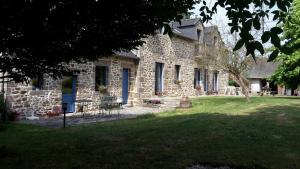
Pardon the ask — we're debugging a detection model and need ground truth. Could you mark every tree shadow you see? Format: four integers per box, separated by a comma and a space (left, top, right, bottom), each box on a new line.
1, 103, 300, 169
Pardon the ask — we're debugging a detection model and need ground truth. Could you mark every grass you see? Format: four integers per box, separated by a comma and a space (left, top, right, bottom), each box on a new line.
0, 96, 300, 169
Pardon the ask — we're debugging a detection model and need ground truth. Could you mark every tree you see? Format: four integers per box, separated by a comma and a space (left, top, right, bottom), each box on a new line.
0, 0, 293, 82
200, 35, 252, 102
271, 0, 300, 90
199, 0, 293, 60
0, 0, 197, 82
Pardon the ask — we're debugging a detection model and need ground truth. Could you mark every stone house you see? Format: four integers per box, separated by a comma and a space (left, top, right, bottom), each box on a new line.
245, 60, 282, 94
4, 18, 229, 114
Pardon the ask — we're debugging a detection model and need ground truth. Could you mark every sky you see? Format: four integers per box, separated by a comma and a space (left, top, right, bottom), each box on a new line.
190, 0, 277, 48
190, 0, 232, 44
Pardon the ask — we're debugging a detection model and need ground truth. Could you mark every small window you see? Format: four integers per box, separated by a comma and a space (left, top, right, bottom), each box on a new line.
194, 68, 201, 88
175, 65, 181, 80
213, 36, 217, 46
204, 69, 208, 91
197, 30, 202, 42
95, 66, 109, 91
31, 76, 43, 90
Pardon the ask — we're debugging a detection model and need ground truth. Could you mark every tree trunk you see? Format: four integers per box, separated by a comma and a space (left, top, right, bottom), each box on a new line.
233, 74, 251, 102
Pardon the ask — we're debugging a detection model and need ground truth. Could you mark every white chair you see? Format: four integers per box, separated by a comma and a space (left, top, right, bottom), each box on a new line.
24, 109, 39, 120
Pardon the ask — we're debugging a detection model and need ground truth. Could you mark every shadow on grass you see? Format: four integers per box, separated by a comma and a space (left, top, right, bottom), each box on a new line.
271, 96, 300, 100
0, 103, 300, 169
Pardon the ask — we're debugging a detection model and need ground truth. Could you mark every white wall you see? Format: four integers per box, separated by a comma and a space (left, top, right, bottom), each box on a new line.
286, 89, 292, 96
250, 79, 261, 93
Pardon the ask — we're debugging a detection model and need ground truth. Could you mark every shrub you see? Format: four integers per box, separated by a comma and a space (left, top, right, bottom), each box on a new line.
228, 79, 239, 87
98, 85, 108, 94
195, 85, 202, 91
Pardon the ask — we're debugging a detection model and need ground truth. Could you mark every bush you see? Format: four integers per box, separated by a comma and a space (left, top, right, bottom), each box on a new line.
228, 79, 239, 87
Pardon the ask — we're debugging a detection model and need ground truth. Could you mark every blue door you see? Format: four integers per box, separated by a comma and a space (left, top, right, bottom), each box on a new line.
62, 76, 77, 112
122, 69, 129, 104
155, 63, 163, 95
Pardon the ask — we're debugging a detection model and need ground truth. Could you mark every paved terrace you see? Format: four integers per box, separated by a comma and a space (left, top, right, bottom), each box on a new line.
18, 95, 236, 128
19, 97, 181, 128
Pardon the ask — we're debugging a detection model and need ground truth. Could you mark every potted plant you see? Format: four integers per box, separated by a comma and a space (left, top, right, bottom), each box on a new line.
195, 85, 202, 91
98, 85, 108, 95
195, 85, 202, 95
174, 79, 182, 85
155, 91, 162, 96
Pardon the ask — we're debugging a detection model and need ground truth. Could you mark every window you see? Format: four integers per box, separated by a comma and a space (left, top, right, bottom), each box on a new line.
194, 68, 202, 88
31, 76, 43, 90
213, 36, 217, 46
213, 71, 219, 91
62, 76, 75, 94
155, 62, 164, 95
204, 69, 208, 91
197, 30, 202, 42
175, 65, 181, 80
156, 26, 165, 34
95, 66, 108, 91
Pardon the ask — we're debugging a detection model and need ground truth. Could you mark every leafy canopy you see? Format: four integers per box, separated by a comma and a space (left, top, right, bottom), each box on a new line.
0, 0, 293, 82
198, 0, 293, 60
271, 0, 300, 89
0, 0, 195, 82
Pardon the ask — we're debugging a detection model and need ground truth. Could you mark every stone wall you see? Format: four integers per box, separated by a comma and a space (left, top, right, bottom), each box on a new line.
5, 58, 138, 115
6, 82, 62, 116
5, 28, 228, 114
137, 34, 228, 99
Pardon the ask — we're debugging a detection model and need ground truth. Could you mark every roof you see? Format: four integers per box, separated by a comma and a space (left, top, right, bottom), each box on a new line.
203, 26, 220, 45
204, 26, 218, 33
171, 18, 201, 28
171, 18, 202, 41
246, 61, 280, 79
113, 50, 139, 60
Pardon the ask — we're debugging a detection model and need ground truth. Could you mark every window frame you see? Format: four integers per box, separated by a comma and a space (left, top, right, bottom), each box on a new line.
194, 68, 202, 89
95, 66, 109, 91
175, 65, 181, 81
31, 76, 43, 90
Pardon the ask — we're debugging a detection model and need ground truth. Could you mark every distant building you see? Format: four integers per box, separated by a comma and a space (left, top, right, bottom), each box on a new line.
245, 60, 286, 95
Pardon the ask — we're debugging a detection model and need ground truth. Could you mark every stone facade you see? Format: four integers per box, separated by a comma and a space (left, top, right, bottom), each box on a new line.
4, 19, 229, 115
137, 33, 228, 98
6, 57, 138, 115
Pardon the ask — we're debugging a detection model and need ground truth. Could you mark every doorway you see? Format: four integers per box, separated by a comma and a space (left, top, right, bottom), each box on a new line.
62, 76, 77, 113
122, 68, 129, 104
155, 62, 163, 95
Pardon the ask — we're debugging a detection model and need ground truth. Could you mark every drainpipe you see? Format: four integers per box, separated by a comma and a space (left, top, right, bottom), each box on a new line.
2, 77, 4, 94
1, 71, 4, 93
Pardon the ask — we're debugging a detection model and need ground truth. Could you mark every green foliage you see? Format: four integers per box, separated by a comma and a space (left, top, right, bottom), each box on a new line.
0, 0, 196, 82
228, 79, 239, 87
98, 85, 108, 94
199, 0, 293, 60
271, 52, 300, 89
0, 0, 293, 83
271, 0, 300, 89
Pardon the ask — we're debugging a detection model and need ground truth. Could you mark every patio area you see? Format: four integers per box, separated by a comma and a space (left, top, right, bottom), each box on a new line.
19, 103, 176, 128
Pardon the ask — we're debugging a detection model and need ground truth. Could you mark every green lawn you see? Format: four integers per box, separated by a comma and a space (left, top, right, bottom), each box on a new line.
1, 96, 300, 169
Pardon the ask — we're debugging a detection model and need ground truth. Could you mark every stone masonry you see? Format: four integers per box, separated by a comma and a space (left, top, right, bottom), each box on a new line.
4, 18, 228, 115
